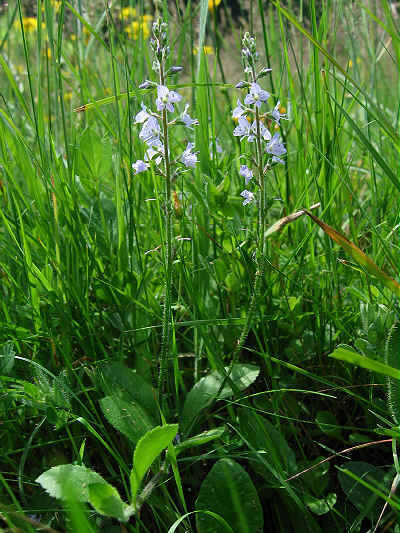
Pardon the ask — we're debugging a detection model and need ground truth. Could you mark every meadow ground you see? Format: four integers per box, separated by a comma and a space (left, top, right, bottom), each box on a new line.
0, 0, 400, 531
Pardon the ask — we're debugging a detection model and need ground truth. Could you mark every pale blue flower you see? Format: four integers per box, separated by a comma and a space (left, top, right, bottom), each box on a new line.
134, 103, 151, 124
266, 133, 286, 163
156, 84, 182, 112
232, 99, 246, 119
181, 104, 199, 128
209, 137, 223, 157
244, 82, 270, 108
132, 160, 150, 174
239, 165, 253, 184
145, 146, 163, 166
181, 142, 198, 168
233, 116, 251, 141
139, 116, 161, 146
271, 101, 286, 124
240, 189, 255, 206
247, 121, 272, 143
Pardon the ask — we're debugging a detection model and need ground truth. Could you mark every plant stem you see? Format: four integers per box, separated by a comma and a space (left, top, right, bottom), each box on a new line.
158, 64, 173, 411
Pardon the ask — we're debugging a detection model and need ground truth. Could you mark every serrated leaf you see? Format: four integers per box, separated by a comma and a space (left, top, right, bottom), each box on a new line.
100, 395, 154, 445
36, 464, 107, 501
130, 424, 178, 508
195, 458, 263, 533
181, 364, 259, 435
88, 483, 133, 522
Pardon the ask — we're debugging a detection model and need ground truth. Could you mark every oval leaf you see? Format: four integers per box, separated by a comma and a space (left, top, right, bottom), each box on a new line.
195, 458, 263, 533
36, 464, 107, 502
130, 424, 178, 508
181, 364, 259, 435
88, 483, 133, 522
100, 395, 154, 445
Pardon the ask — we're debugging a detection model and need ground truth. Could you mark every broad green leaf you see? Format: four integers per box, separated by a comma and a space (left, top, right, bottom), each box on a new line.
315, 411, 342, 439
97, 362, 159, 423
174, 427, 225, 456
329, 347, 400, 380
36, 464, 107, 502
100, 395, 154, 446
338, 461, 389, 518
181, 364, 260, 435
238, 408, 297, 484
303, 210, 400, 298
195, 458, 263, 533
88, 483, 133, 522
130, 424, 178, 509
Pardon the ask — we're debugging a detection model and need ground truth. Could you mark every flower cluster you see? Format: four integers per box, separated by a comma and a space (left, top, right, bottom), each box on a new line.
233, 33, 287, 206
132, 20, 199, 176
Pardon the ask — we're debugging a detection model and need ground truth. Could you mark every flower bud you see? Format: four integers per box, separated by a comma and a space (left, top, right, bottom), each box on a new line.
168, 66, 183, 75
257, 67, 272, 79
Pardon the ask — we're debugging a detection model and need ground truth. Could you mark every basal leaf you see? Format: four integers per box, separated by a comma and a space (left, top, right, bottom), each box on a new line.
36, 464, 107, 502
181, 364, 259, 435
130, 424, 178, 509
88, 483, 133, 522
195, 458, 263, 533
100, 395, 154, 446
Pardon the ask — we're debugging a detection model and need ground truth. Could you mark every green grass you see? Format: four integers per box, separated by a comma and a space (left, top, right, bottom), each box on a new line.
0, 0, 399, 531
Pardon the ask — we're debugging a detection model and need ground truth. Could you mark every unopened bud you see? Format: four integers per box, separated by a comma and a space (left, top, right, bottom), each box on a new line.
257, 67, 272, 79
235, 81, 249, 89
139, 80, 154, 89
168, 66, 183, 75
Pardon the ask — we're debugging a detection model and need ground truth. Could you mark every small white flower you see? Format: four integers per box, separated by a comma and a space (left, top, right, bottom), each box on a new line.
132, 160, 150, 174
240, 189, 255, 206
156, 85, 182, 112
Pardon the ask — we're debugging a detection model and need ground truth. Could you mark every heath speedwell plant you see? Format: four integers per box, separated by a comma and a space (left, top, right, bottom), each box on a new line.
133, 18, 198, 409
231, 32, 286, 362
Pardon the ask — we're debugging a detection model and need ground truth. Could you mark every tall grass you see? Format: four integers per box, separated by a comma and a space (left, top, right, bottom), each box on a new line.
0, 0, 399, 531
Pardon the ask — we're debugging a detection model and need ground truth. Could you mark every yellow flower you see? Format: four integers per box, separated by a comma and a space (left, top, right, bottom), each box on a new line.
193, 45, 215, 55
124, 20, 150, 40
141, 14, 153, 23
19, 17, 38, 33
208, 0, 222, 11
63, 91, 73, 101
70, 33, 76, 41
119, 6, 137, 20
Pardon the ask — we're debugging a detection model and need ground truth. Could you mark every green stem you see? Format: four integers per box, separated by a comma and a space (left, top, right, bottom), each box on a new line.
232, 65, 266, 363
158, 66, 173, 411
